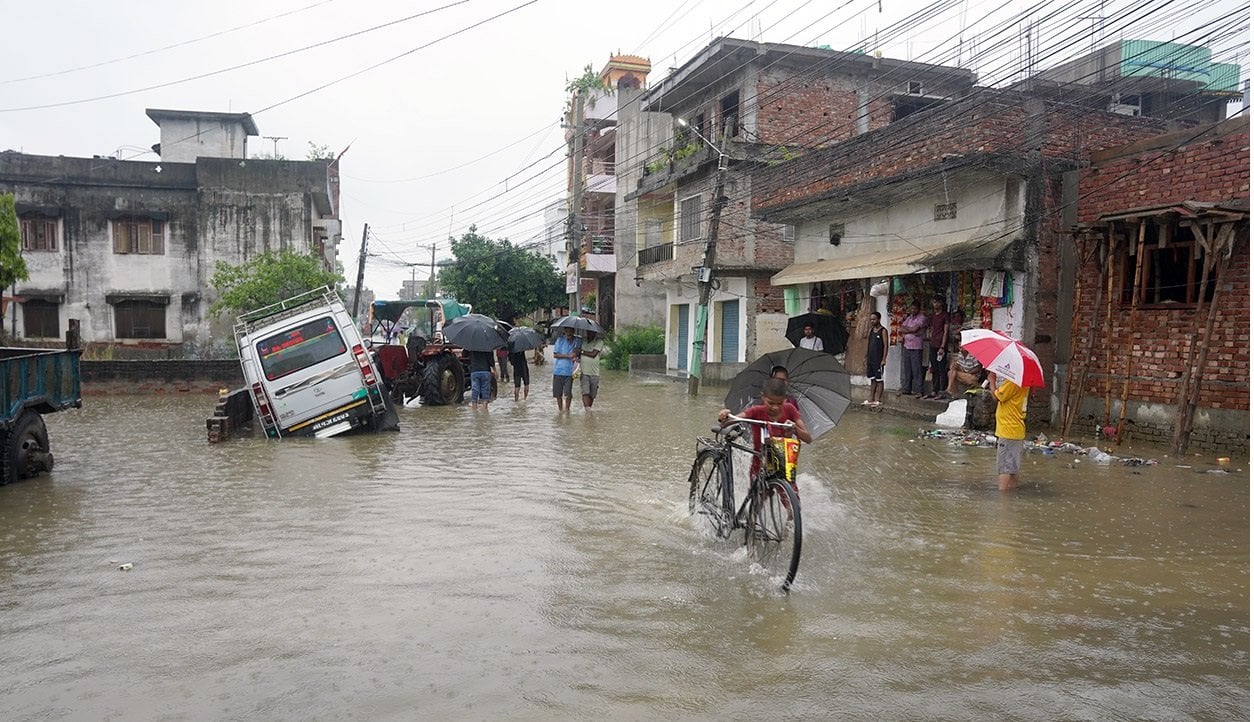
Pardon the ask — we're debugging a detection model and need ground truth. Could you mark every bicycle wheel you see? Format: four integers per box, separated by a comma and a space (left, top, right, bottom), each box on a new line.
745, 477, 803, 591
688, 448, 732, 538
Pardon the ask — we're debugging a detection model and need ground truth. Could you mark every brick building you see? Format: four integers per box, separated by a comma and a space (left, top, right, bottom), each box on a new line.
620, 37, 974, 378
1067, 117, 1249, 452
754, 90, 1170, 424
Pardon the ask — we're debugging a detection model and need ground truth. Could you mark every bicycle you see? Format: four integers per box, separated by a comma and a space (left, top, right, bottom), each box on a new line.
687, 414, 803, 591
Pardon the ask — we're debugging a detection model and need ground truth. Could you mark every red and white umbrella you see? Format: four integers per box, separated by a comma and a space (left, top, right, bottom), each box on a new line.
959, 329, 1045, 388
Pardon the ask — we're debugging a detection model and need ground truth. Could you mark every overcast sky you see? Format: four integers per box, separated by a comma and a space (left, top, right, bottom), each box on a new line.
1, 0, 1246, 297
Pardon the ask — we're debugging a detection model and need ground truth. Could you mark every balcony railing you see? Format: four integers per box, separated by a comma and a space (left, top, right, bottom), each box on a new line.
585, 235, 613, 254
638, 243, 674, 266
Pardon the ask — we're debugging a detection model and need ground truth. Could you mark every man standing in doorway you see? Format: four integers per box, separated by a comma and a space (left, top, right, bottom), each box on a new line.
579, 330, 605, 409
899, 300, 928, 397
924, 296, 950, 398
798, 323, 824, 352
991, 372, 1029, 491
552, 327, 580, 413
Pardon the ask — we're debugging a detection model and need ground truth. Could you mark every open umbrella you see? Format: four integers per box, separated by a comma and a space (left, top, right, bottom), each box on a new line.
724, 348, 852, 440
507, 326, 545, 353
785, 312, 849, 355
550, 315, 603, 336
441, 313, 509, 352
959, 329, 1044, 388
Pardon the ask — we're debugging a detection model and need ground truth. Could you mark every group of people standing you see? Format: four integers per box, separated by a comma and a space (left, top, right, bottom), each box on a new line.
464, 325, 604, 413
551, 327, 603, 413
863, 295, 1028, 491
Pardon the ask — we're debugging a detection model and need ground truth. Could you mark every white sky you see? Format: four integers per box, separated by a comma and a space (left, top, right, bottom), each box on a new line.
1, 0, 1246, 297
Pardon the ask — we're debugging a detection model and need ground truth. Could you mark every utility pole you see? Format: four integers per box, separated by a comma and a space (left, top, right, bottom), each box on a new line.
567, 92, 586, 313
351, 223, 368, 318
688, 134, 729, 397
263, 135, 287, 157
416, 243, 437, 297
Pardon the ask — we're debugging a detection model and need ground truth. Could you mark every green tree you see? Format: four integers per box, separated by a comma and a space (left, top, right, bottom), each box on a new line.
438, 227, 565, 320
0, 195, 28, 292
209, 249, 343, 316
306, 142, 336, 161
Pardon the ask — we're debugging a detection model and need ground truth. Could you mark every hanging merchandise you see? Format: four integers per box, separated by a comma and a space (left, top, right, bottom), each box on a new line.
980, 271, 1005, 299
870, 279, 890, 297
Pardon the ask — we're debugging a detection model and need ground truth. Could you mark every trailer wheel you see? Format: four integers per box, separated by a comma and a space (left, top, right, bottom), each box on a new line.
420, 353, 464, 406
2, 411, 52, 485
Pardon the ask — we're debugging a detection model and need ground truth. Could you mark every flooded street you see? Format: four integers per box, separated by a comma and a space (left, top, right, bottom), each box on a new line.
1, 374, 1247, 720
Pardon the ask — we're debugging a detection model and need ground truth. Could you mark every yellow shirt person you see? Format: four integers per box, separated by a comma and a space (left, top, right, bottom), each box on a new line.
991, 374, 1029, 492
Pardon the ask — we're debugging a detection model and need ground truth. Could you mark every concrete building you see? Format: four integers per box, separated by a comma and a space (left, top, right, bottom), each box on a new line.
1, 109, 341, 356
620, 37, 975, 378
564, 54, 653, 326
1067, 117, 1249, 451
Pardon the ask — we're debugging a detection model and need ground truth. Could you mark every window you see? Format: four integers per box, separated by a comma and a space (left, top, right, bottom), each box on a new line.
114, 300, 166, 339
934, 203, 957, 221
680, 195, 702, 243
907, 81, 924, 95
1117, 221, 1214, 306
782, 224, 797, 242
256, 316, 349, 381
828, 223, 844, 246
113, 218, 165, 255
22, 300, 59, 338
20, 217, 58, 251
720, 91, 740, 137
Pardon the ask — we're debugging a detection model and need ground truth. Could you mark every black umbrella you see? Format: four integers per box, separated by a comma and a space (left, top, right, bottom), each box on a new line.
550, 315, 603, 336
441, 313, 509, 352
785, 312, 849, 355
507, 326, 545, 353
724, 348, 852, 440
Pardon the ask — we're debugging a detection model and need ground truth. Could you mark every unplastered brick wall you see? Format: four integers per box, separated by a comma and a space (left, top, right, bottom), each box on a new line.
1077, 118, 1251, 222
1071, 248, 1250, 412
754, 70, 893, 148
753, 91, 1168, 213
1069, 119, 1250, 414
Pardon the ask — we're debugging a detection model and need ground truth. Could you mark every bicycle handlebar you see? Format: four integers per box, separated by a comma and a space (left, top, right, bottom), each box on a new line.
725, 414, 795, 429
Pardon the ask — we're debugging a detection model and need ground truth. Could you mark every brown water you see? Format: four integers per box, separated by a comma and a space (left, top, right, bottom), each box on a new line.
1, 376, 1247, 720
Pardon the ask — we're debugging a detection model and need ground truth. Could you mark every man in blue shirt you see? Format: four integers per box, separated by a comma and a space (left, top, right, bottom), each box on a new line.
551, 327, 581, 413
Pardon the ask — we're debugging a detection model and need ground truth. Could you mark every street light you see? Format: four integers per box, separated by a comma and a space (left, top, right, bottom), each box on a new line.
675, 117, 728, 171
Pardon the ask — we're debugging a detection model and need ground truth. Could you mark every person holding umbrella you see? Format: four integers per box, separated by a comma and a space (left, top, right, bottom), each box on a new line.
552, 326, 581, 413
579, 330, 605, 409
959, 328, 1043, 492
468, 348, 496, 412
991, 372, 1029, 492
798, 323, 823, 352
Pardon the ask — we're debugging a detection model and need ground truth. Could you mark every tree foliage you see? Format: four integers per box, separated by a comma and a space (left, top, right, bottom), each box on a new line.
0, 194, 29, 290
438, 228, 565, 321
209, 249, 343, 316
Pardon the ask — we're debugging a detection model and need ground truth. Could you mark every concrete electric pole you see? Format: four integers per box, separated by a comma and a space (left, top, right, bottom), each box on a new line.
687, 128, 729, 397
567, 92, 586, 314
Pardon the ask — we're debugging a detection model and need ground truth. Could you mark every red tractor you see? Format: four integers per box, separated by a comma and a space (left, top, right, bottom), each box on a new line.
367, 298, 496, 405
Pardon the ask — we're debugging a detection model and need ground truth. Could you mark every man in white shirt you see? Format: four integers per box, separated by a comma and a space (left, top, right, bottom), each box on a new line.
799, 323, 824, 352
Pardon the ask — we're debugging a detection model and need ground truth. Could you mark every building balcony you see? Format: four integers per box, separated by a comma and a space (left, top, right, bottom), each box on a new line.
580, 236, 616, 276
638, 243, 674, 267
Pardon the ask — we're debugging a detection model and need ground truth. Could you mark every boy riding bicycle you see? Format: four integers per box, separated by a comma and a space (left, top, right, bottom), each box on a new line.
718, 377, 812, 492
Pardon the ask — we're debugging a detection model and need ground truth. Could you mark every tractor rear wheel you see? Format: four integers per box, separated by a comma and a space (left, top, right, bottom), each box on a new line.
2, 411, 52, 485
420, 353, 465, 405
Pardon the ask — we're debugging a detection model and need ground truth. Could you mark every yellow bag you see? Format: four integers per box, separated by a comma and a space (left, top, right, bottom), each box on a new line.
768, 437, 800, 485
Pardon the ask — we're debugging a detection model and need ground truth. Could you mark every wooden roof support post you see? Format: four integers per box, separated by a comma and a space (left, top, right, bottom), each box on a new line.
1101, 224, 1119, 428
1172, 220, 1237, 455
1062, 232, 1102, 438
1115, 220, 1148, 444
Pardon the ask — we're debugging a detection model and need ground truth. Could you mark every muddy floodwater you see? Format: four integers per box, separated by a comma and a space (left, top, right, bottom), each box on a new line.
1, 373, 1247, 720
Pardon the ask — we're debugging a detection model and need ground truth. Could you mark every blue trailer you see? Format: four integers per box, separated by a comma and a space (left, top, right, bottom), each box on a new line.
0, 345, 81, 485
